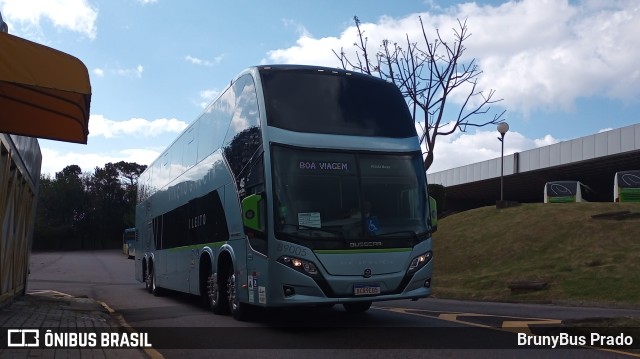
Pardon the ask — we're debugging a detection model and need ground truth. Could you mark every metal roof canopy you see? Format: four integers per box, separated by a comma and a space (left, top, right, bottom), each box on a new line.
0, 32, 91, 144
441, 149, 640, 209
428, 123, 640, 209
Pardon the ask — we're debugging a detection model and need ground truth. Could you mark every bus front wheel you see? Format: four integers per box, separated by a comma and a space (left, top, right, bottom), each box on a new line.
343, 301, 372, 313
227, 265, 252, 321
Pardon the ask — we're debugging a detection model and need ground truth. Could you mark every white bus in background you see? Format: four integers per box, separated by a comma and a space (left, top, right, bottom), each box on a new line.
614, 170, 640, 202
544, 181, 592, 203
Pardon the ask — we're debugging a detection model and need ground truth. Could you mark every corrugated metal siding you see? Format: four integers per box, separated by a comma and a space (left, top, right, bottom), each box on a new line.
428, 123, 640, 186
0, 133, 41, 307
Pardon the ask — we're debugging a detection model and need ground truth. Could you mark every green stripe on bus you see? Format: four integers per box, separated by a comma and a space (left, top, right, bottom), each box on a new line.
314, 248, 411, 254
166, 242, 225, 252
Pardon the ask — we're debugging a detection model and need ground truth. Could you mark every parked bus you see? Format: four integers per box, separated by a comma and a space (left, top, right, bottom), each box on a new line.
135, 65, 436, 320
544, 181, 591, 203
123, 228, 136, 259
614, 170, 640, 202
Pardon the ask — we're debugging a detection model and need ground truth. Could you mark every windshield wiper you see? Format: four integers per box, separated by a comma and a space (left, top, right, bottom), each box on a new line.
279, 223, 341, 237
372, 230, 425, 241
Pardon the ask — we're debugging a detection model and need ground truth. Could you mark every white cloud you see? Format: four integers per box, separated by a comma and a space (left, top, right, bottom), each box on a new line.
40, 147, 160, 177
199, 89, 219, 108
0, 0, 97, 39
282, 18, 310, 37
598, 127, 614, 133
534, 134, 559, 147
115, 65, 144, 78
185, 54, 224, 66
88, 114, 188, 138
426, 129, 560, 173
137, 0, 158, 4
265, 0, 640, 115
92, 68, 104, 77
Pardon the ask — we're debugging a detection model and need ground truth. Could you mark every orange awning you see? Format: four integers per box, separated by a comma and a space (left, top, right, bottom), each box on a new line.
0, 32, 91, 144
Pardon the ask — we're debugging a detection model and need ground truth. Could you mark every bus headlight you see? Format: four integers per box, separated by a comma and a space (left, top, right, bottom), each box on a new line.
407, 251, 432, 274
277, 255, 320, 277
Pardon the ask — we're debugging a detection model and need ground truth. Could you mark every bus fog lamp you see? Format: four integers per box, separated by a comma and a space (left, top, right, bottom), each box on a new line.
283, 285, 295, 297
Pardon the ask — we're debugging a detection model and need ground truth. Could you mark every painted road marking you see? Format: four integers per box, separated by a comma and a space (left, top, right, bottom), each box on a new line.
99, 300, 165, 359
374, 306, 640, 357
377, 306, 559, 332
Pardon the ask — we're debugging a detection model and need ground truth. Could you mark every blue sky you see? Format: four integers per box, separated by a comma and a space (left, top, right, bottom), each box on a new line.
1, 0, 639, 176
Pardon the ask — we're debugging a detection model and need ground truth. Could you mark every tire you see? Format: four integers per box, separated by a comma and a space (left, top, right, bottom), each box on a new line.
227, 264, 252, 321
151, 266, 162, 296
343, 301, 372, 313
206, 271, 229, 315
145, 265, 152, 293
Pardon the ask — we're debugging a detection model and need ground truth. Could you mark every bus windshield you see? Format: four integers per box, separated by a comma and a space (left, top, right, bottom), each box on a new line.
272, 145, 429, 249
260, 67, 415, 138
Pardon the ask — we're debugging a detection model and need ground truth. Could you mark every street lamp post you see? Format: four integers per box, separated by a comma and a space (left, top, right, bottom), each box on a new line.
497, 122, 509, 202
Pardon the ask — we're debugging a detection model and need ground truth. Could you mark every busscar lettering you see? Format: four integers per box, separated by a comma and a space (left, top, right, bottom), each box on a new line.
349, 241, 383, 248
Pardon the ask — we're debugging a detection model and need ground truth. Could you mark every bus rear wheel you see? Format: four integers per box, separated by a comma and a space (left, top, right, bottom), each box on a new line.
151, 266, 162, 296
207, 272, 229, 315
227, 265, 252, 321
343, 301, 372, 313
145, 265, 152, 293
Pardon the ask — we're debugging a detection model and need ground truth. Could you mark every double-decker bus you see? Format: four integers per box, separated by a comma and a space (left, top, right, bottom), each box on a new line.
122, 228, 136, 259
614, 170, 640, 202
544, 181, 592, 203
135, 65, 436, 320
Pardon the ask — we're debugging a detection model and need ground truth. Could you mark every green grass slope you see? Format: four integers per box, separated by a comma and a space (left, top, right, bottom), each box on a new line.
432, 202, 640, 306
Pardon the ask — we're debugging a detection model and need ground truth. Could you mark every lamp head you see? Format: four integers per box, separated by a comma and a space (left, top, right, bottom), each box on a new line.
497, 122, 509, 135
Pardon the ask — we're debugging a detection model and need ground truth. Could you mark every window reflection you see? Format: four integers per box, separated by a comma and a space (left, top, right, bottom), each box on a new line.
272, 145, 428, 248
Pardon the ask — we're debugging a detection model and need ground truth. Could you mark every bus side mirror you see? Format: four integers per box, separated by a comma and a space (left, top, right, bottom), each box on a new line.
429, 196, 438, 233
242, 193, 265, 234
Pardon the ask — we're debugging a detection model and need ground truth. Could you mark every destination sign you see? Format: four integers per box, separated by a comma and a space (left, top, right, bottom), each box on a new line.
299, 161, 349, 171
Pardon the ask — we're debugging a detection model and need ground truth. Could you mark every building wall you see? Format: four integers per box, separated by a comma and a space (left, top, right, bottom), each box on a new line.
0, 133, 41, 307
428, 123, 640, 187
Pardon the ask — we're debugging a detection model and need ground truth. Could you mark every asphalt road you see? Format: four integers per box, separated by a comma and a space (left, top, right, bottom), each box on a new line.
26, 250, 640, 359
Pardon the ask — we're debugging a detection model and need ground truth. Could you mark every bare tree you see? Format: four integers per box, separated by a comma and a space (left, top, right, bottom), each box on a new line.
334, 16, 505, 171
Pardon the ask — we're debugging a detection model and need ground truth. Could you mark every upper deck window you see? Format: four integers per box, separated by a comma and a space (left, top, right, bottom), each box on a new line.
260, 68, 416, 138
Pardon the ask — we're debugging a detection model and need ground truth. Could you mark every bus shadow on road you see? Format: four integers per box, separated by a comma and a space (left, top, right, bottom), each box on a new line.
134, 285, 426, 327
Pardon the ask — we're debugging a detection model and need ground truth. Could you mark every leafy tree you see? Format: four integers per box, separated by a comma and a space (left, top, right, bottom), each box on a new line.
113, 161, 146, 188
33, 166, 87, 249
86, 163, 126, 248
33, 162, 146, 250
113, 161, 147, 227
334, 16, 505, 170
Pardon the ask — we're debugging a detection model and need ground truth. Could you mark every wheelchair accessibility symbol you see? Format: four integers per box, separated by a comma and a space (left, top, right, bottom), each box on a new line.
366, 217, 379, 234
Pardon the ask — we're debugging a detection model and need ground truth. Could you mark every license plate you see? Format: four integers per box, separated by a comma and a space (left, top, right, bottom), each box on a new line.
354, 284, 381, 296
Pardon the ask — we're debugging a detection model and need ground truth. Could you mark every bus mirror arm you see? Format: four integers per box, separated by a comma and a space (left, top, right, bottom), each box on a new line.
242, 193, 266, 234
